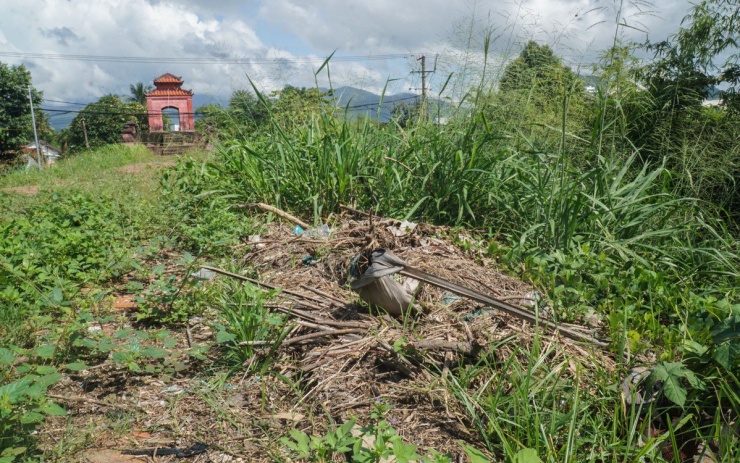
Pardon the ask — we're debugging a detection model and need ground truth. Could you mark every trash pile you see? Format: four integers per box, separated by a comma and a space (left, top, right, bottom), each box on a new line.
195, 205, 614, 456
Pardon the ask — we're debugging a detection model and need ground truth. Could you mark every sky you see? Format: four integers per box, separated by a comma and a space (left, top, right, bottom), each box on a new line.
0, 0, 694, 127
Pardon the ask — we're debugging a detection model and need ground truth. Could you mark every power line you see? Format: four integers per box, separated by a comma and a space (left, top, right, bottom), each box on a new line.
339, 95, 421, 110
0, 51, 416, 65
44, 98, 90, 106
39, 94, 423, 117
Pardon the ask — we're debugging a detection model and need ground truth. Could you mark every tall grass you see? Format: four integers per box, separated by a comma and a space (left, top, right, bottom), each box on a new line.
197, 95, 738, 280
445, 337, 657, 462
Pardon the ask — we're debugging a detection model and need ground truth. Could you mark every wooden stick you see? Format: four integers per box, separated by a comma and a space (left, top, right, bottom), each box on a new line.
48, 394, 144, 411
238, 202, 310, 229
282, 329, 364, 346
268, 303, 368, 329
399, 266, 607, 347
240, 329, 364, 349
376, 340, 415, 377
408, 339, 480, 355
299, 285, 348, 306
199, 266, 326, 308
339, 204, 370, 217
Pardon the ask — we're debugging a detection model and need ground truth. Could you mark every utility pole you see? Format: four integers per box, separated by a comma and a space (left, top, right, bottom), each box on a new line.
418, 54, 427, 100
418, 54, 427, 119
82, 117, 90, 148
412, 54, 434, 120
28, 87, 42, 170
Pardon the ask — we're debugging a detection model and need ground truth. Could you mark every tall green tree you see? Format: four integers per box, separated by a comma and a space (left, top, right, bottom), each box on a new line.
0, 62, 44, 159
487, 41, 588, 152
66, 95, 148, 151
499, 41, 582, 98
636, 0, 740, 221
643, 0, 739, 111
128, 82, 153, 105
269, 85, 330, 126
229, 89, 270, 128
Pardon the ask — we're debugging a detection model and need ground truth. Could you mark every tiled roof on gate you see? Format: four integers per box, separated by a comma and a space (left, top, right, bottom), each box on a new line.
147, 88, 193, 97
153, 73, 183, 84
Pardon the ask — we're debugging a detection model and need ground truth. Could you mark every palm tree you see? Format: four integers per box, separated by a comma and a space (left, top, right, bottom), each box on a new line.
128, 82, 153, 105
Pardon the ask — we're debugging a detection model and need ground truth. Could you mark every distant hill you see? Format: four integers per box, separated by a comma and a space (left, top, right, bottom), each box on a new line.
326, 86, 421, 122
44, 86, 449, 130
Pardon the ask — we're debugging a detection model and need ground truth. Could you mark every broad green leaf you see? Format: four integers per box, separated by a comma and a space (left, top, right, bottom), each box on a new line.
712, 315, 740, 344
36, 373, 62, 389
163, 337, 177, 349
65, 362, 88, 371
651, 363, 687, 407
714, 342, 740, 371
0, 379, 33, 402
216, 330, 235, 344
36, 365, 57, 375
20, 411, 44, 424
514, 448, 541, 463
35, 344, 56, 359
142, 347, 167, 359
392, 440, 419, 462
1, 446, 26, 457
0, 347, 15, 365
114, 329, 133, 339
98, 338, 115, 352
460, 443, 490, 463
154, 330, 172, 339
50, 286, 63, 303
40, 401, 67, 416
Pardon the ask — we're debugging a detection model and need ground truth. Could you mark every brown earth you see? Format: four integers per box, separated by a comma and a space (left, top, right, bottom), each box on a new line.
2, 185, 40, 195
117, 161, 176, 174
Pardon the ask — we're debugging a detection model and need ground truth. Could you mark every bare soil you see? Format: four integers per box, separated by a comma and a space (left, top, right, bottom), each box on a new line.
117, 161, 176, 174
2, 185, 40, 195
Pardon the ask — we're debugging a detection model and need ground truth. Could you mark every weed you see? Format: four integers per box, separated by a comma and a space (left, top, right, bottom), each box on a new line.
280, 401, 452, 462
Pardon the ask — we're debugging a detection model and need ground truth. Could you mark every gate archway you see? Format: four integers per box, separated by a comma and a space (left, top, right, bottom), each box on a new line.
145, 73, 194, 132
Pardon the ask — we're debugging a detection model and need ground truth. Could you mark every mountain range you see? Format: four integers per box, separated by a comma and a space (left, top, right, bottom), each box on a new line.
43, 86, 435, 130
326, 86, 422, 122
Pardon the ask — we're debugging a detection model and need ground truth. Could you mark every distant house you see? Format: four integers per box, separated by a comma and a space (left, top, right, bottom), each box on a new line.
22, 140, 61, 167
701, 98, 722, 108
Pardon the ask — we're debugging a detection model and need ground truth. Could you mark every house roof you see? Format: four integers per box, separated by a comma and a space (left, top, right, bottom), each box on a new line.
24, 140, 61, 157
26, 140, 61, 152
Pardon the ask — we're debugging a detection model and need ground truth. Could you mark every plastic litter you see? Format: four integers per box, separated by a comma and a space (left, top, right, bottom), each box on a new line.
350, 249, 419, 316
388, 220, 417, 237
441, 291, 461, 306
304, 223, 332, 238
193, 268, 216, 281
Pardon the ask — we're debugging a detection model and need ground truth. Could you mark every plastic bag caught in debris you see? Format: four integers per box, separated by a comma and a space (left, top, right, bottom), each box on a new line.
350, 249, 419, 316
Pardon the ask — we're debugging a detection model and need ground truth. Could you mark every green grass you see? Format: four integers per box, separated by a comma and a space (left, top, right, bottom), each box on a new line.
0, 144, 156, 188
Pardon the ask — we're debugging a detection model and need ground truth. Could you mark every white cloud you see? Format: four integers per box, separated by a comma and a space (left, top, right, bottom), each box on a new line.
0, 0, 696, 117
0, 0, 271, 101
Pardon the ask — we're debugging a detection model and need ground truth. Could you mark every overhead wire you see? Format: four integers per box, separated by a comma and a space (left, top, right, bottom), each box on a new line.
39, 93, 424, 117
0, 51, 416, 65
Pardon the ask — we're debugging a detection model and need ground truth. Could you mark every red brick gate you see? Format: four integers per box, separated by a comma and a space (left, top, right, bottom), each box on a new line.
146, 73, 194, 132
